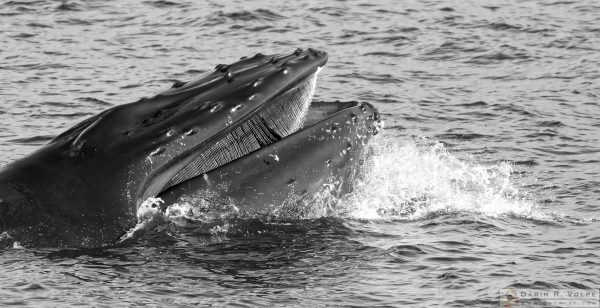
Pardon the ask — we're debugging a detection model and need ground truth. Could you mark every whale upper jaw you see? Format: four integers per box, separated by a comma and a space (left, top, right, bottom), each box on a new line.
44, 48, 329, 205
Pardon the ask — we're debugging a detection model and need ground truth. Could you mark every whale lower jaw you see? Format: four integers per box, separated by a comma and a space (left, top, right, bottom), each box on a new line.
156, 99, 381, 215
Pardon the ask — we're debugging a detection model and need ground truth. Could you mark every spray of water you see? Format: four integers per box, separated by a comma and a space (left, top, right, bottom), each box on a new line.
127, 134, 551, 241
340, 136, 542, 220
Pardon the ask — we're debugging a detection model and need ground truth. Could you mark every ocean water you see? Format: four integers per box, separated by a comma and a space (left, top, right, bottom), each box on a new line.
1, 0, 599, 306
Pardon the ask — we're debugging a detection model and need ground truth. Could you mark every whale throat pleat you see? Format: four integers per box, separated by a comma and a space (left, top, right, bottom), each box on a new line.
163, 74, 317, 190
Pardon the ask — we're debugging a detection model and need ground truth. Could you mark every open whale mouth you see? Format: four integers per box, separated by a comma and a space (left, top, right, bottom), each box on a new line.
164, 71, 319, 189
136, 48, 380, 205
134, 48, 331, 201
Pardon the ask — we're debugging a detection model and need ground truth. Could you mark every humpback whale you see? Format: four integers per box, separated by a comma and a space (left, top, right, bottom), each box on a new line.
0, 48, 381, 248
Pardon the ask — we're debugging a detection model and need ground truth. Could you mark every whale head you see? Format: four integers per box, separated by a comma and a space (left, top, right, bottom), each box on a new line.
0, 48, 380, 247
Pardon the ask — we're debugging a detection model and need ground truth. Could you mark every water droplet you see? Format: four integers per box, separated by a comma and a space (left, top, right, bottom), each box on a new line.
250, 78, 260, 87
346, 142, 352, 151
280, 67, 288, 74
166, 129, 175, 137
287, 178, 296, 185
150, 147, 165, 157
351, 114, 358, 122
360, 105, 367, 113
372, 126, 380, 136
326, 159, 333, 166
224, 72, 234, 83
231, 104, 244, 112
185, 128, 198, 136
330, 125, 338, 133
210, 103, 222, 113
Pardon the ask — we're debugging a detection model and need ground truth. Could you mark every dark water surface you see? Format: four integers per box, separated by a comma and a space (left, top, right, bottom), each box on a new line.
1, 0, 599, 306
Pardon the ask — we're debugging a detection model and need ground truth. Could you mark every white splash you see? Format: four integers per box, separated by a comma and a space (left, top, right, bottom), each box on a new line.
117, 197, 164, 244
341, 136, 545, 221
121, 193, 241, 242
0, 231, 23, 249
163, 194, 239, 226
